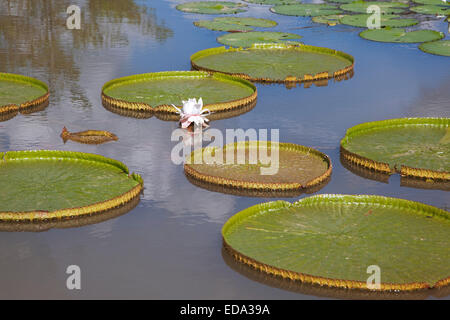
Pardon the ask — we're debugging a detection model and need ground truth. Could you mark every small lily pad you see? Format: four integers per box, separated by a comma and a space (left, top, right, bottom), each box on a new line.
410, 4, 450, 15
419, 40, 450, 56
60, 127, 119, 145
222, 194, 450, 290
270, 4, 343, 17
360, 27, 444, 43
176, 1, 248, 14
194, 17, 277, 32
340, 14, 418, 27
312, 14, 347, 25
217, 31, 302, 47
340, 1, 409, 14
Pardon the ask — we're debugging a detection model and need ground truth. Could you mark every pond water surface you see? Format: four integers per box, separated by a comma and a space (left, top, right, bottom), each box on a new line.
0, 0, 449, 299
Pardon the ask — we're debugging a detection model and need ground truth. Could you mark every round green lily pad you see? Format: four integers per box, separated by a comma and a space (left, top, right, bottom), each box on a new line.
410, 4, 450, 15
270, 4, 343, 17
360, 27, 444, 43
176, 1, 248, 14
0, 72, 49, 117
222, 194, 450, 290
184, 141, 332, 193
326, 0, 360, 3
194, 17, 277, 32
340, 14, 418, 27
412, 0, 450, 5
312, 14, 346, 25
102, 71, 257, 115
419, 39, 450, 56
340, 118, 450, 180
217, 31, 302, 47
0, 150, 143, 221
340, 1, 409, 14
191, 43, 354, 83
243, 0, 299, 4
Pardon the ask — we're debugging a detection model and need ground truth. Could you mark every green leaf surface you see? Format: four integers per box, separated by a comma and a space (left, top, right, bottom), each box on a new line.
312, 14, 347, 25
217, 31, 302, 47
243, 0, 300, 4
410, 4, 450, 14
0, 73, 48, 107
341, 118, 450, 172
340, 1, 408, 14
0, 150, 140, 212
176, 1, 248, 14
223, 194, 450, 287
340, 14, 418, 27
412, 0, 450, 6
191, 44, 354, 81
419, 40, 450, 56
360, 27, 444, 43
194, 17, 277, 31
102, 71, 255, 108
270, 4, 343, 17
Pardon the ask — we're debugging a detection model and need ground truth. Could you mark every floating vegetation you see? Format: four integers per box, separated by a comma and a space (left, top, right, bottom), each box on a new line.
0, 150, 143, 222
312, 14, 346, 26
191, 43, 354, 83
270, 4, 343, 17
340, 14, 418, 28
410, 4, 450, 15
194, 17, 277, 32
0, 72, 49, 121
184, 141, 332, 194
419, 40, 450, 56
340, 1, 409, 14
60, 127, 118, 145
217, 31, 302, 47
360, 27, 444, 43
102, 71, 257, 116
340, 118, 450, 181
412, 0, 450, 5
243, 0, 299, 4
222, 194, 450, 291
176, 1, 248, 14
326, 0, 360, 3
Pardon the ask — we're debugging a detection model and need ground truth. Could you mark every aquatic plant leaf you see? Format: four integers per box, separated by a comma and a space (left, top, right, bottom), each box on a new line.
326, 0, 360, 3
0, 150, 143, 220
60, 127, 119, 144
340, 14, 418, 27
191, 44, 354, 83
360, 27, 444, 43
410, 4, 450, 14
340, 1, 408, 14
412, 0, 450, 6
217, 31, 302, 47
102, 71, 257, 114
184, 141, 332, 193
312, 14, 347, 25
0, 73, 49, 115
419, 40, 450, 56
270, 4, 343, 16
243, 0, 299, 4
176, 1, 248, 14
194, 17, 277, 31
222, 194, 450, 290
340, 118, 450, 178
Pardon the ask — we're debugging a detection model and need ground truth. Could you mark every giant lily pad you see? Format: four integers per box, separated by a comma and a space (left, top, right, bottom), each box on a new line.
0, 72, 49, 120
176, 1, 248, 14
0, 150, 143, 221
194, 17, 277, 32
419, 39, 450, 56
360, 27, 444, 43
312, 14, 347, 26
340, 1, 409, 14
340, 14, 418, 27
410, 4, 450, 15
222, 194, 450, 290
412, 0, 450, 5
184, 141, 332, 194
340, 118, 450, 180
217, 31, 302, 47
270, 4, 343, 17
191, 43, 354, 83
102, 71, 257, 115
243, 0, 299, 4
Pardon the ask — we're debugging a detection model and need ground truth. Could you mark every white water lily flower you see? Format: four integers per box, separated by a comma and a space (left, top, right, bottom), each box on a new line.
172, 97, 211, 128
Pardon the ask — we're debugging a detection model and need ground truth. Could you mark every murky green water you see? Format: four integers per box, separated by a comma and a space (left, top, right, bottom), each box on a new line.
0, 0, 448, 299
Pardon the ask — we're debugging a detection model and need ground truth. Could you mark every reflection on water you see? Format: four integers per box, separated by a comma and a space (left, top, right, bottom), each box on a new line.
0, 0, 448, 299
